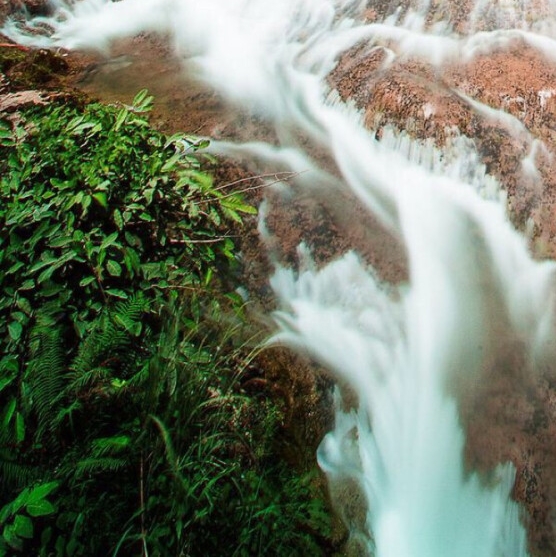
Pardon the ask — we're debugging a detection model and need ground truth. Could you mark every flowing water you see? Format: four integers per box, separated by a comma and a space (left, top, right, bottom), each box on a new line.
6, 0, 556, 555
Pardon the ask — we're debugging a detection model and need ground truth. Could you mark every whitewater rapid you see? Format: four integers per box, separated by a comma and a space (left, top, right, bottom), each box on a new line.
6, 0, 556, 555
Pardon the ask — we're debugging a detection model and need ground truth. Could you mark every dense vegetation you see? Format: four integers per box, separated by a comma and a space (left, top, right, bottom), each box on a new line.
0, 90, 330, 555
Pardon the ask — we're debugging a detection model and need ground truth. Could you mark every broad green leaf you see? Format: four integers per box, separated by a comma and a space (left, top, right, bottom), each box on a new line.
49, 235, 74, 248
132, 88, 149, 107
40, 527, 52, 548
70, 121, 97, 135
100, 232, 119, 251
141, 262, 164, 280
143, 188, 155, 205
195, 139, 210, 150
0, 120, 13, 143
123, 247, 140, 274
92, 192, 108, 208
114, 108, 128, 131
18, 280, 34, 291
161, 153, 181, 172
124, 232, 141, 248
25, 482, 59, 517
37, 250, 79, 284
106, 260, 122, 277
79, 276, 96, 287
2, 524, 22, 551
37, 264, 57, 284
28, 252, 57, 274
6, 261, 24, 275
26, 500, 56, 518
81, 194, 92, 215
27, 482, 60, 504
40, 282, 65, 298
11, 312, 26, 324
8, 322, 22, 341
131, 88, 154, 112
106, 289, 128, 299
66, 115, 84, 133
113, 209, 124, 230
55, 535, 66, 555
13, 515, 33, 539
15, 298, 32, 315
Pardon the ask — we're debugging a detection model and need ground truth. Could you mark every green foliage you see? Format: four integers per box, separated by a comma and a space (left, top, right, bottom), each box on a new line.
0, 90, 330, 556
0, 89, 252, 355
0, 481, 59, 555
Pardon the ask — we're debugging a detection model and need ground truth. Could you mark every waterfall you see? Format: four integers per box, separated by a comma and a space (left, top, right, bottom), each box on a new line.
6, 1, 556, 555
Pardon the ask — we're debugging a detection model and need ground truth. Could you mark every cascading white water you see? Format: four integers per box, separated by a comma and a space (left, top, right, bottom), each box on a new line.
5, 0, 556, 555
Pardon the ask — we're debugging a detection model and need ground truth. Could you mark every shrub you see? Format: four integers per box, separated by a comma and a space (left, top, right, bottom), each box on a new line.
0, 90, 330, 556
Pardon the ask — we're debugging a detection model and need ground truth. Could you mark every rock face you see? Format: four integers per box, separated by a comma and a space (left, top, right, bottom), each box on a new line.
328, 2, 556, 555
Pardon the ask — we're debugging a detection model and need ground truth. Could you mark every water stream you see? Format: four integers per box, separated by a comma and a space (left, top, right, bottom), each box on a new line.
6, 0, 556, 555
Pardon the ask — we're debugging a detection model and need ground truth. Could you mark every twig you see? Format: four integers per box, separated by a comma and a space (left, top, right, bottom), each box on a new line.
189, 124, 204, 135
213, 171, 302, 193
195, 174, 302, 205
217, 179, 288, 200
168, 234, 238, 245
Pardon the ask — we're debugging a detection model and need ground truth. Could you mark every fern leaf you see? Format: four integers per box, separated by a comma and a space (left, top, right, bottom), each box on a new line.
89, 435, 131, 458
23, 312, 66, 443
0, 458, 38, 491
75, 457, 128, 478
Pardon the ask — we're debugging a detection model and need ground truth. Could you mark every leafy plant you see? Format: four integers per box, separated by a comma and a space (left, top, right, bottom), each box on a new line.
0, 481, 59, 555
0, 89, 331, 556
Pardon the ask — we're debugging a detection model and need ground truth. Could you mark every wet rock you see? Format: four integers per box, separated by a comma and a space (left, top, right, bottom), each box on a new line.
0, 0, 51, 23
329, 21, 556, 556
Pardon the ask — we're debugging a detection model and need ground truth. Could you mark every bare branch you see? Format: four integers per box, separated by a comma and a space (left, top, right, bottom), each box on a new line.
213, 170, 301, 192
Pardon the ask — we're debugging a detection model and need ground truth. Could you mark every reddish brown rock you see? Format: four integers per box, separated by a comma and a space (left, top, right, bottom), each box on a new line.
329, 25, 556, 555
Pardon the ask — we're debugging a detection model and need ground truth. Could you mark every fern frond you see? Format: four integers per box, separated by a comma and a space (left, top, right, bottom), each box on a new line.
75, 457, 128, 478
70, 314, 128, 376
23, 312, 67, 442
66, 366, 112, 396
112, 293, 150, 333
89, 435, 131, 458
53, 399, 82, 432
63, 434, 133, 481
71, 296, 150, 381
126, 361, 150, 389
0, 457, 38, 491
